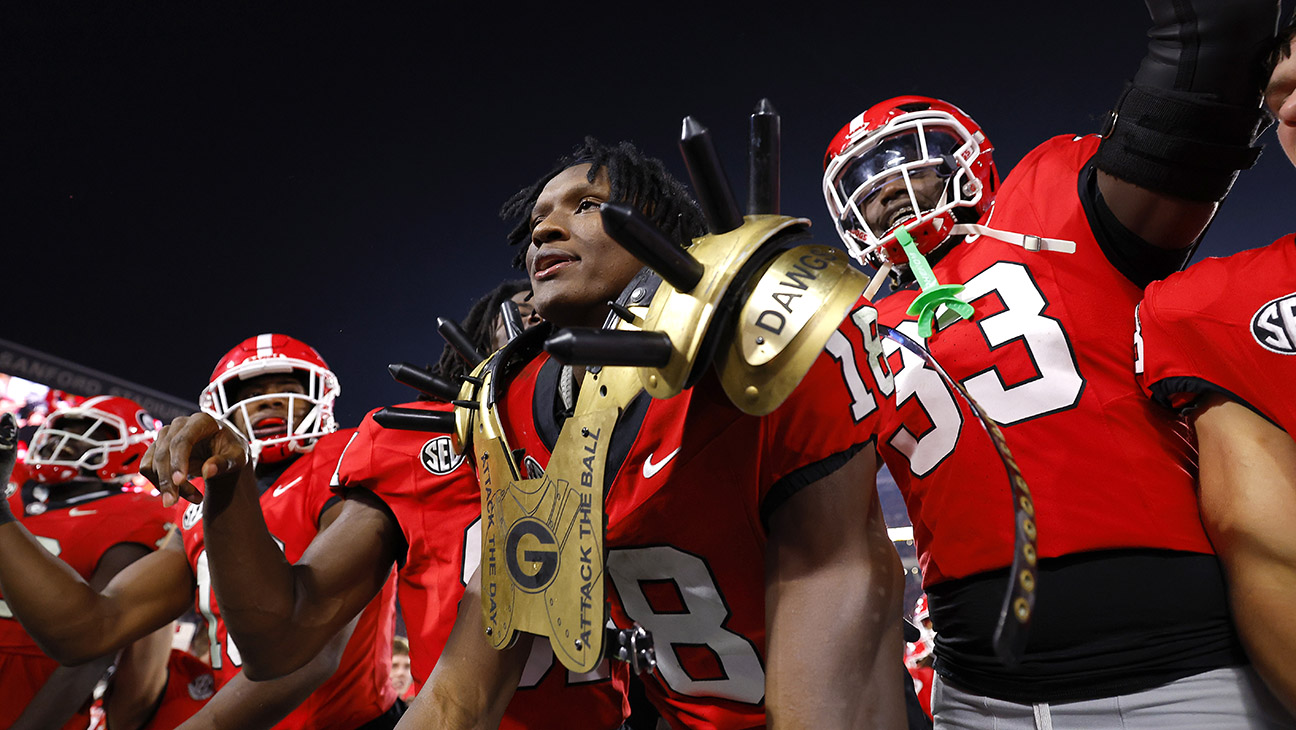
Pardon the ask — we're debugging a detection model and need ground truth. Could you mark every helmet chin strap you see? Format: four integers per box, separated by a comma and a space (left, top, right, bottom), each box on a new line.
951, 223, 1076, 253
865, 220, 1077, 326
863, 262, 892, 300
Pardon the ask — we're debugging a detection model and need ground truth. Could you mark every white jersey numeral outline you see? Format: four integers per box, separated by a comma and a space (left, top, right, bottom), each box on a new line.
875, 261, 1086, 475
607, 546, 765, 704
826, 305, 892, 422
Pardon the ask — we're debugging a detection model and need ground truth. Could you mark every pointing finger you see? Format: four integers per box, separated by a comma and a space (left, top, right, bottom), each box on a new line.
166, 415, 224, 504
148, 421, 179, 508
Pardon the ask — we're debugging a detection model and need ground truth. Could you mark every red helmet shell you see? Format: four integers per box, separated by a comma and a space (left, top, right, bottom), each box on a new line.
199, 334, 340, 464
823, 96, 998, 268
27, 396, 159, 485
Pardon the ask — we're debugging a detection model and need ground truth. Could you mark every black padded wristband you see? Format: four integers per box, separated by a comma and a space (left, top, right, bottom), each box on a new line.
0, 493, 14, 527
1095, 83, 1266, 202
0, 412, 18, 526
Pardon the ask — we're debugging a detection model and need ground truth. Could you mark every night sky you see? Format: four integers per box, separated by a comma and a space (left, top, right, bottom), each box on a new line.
6, 3, 1291, 428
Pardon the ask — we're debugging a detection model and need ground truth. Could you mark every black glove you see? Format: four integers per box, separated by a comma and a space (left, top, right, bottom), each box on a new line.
0, 412, 18, 526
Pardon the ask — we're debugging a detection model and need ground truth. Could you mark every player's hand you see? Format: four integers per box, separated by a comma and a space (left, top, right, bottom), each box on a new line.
0, 412, 17, 490
142, 413, 250, 508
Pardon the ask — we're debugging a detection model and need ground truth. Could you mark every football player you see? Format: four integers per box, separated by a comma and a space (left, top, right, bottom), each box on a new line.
0, 335, 402, 729
148, 282, 635, 729
820, 0, 1288, 726
1135, 17, 1296, 715
0, 397, 175, 730
404, 138, 904, 728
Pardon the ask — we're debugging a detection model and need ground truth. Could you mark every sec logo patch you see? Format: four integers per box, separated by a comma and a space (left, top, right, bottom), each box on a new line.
188, 672, 216, 700
182, 501, 204, 530
1252, 292, 1296, 355
420, 436, 465, 475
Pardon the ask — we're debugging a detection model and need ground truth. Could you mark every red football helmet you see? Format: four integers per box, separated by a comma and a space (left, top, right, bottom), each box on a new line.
823, 96, 998, 270
26, 396, 160, 485
199, 333, 340, 464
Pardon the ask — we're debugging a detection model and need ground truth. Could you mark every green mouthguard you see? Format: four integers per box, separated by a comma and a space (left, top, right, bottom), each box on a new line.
897, 228, 974, 337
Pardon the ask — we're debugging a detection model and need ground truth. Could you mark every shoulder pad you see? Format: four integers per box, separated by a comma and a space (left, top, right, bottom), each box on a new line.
718, 244, 866, 415
625, 215, 866, 415
632, 214, 811, 400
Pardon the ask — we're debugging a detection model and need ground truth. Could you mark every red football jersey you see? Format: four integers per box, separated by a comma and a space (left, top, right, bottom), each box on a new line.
333, 399, 630, 730
179, 428, 399, 730
0, 483, 177, 729
874, 135, 1211, 586
0, 653, 95, 730
1137, 234, 1296, 437
496, 296, 892, 729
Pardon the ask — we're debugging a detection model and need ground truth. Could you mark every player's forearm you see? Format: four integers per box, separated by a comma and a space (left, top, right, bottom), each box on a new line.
1196, 397, 1296, 713
108, 692, 166, 730
0, 523, 125, 661
200, 467, 300, 661
1204, 451, 1296, 711
764, 448, 905, 728
765, 516, 905, 727
16, 540, 151, 719
404, 661, 521, 730
10, 655, 115, 730
215, 493, 399, 678
399, 682, 507, 730
1226, 555, 1296, 714
108, 684, 168, 730
178, 616, 356, 729
104, 624, 174, 730
402, 571, 527, 729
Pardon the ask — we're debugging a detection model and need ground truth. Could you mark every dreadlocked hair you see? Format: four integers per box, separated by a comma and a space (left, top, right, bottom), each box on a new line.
430, 278, 532, 386
499, 137, 706, 268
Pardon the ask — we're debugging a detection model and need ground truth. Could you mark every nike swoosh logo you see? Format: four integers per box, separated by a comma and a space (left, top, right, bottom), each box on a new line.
272, 476, 303, 498
642, 448, 681, 479
68, 508, 98, 517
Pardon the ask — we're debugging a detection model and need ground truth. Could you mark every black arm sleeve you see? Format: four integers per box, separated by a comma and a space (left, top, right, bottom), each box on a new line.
1136, 0, 1279, 105
1095, 0, 1278, 202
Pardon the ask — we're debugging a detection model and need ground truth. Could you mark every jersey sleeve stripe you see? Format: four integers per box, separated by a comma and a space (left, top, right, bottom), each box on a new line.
759, 440, 873, 532
1149, 376, 1280, 428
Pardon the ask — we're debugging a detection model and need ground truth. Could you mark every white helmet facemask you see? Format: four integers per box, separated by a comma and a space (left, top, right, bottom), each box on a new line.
29, 415, 122, 475
199, 359, 339, 465
823, 112, 984, 267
